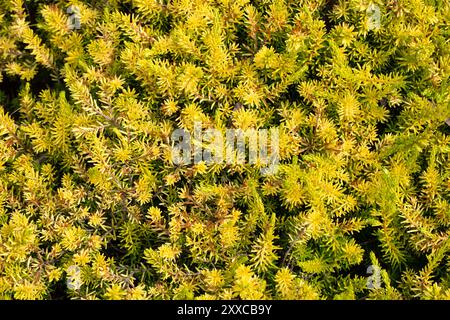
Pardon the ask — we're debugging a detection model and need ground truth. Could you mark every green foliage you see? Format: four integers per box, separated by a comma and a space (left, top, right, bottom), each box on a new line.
0, 0, 449, 300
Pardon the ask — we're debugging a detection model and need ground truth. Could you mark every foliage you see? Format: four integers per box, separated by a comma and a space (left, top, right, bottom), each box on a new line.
0, 0, 449, 300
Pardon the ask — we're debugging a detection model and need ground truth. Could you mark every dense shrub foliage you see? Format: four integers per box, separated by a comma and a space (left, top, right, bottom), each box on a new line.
0, 0, 449, 300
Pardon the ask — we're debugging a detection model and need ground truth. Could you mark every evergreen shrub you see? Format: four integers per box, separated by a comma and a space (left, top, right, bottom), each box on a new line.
0, 0, 449, 300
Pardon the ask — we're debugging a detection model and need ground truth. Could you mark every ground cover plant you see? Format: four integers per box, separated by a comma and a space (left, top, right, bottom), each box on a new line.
0, 0, 449, 300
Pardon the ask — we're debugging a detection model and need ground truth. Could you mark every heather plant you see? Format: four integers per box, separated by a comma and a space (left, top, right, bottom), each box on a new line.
0, 0, 449, 300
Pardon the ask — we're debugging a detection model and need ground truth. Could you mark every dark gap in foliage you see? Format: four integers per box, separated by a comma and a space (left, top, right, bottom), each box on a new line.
321, 0, 340, 33
0, 76, 21, 118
